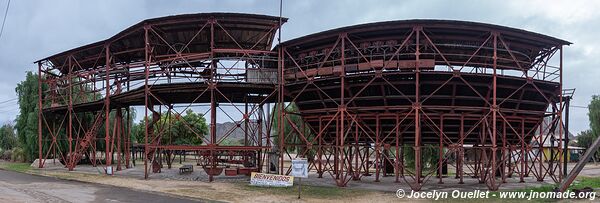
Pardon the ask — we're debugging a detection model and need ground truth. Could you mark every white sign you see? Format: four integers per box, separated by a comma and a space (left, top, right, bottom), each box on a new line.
250, 172, 294, 187
291, 158, 308, 178
106, 166, 113, 175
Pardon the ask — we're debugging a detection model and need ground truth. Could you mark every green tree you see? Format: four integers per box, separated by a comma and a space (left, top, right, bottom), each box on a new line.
131, 109, 208, 145
220, 138, 244, 146
402, 145, 440, 170
589, 96, 600, 138
577, 95, 600, 160
0, 123, 17, 150
577, 129, 599, 159
15, 71, 100, 162
131, 118, 145, 144
15, 72, 42, 161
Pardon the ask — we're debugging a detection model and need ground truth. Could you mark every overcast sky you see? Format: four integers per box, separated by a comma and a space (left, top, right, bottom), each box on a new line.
0, 0, 598, 135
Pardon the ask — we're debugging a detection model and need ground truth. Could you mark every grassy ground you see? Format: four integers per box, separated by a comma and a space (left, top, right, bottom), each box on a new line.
571, 176, 600, 189
507, 176, 600, 192
486, 177, 600, 202
0, 161, 32, 173
240, 182, 372, 199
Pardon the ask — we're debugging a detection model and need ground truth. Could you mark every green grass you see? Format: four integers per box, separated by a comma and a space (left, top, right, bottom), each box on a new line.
489, 185, 557, 203
238, 176, 600, 201
0, 162, 32, 173
239, 182, 372, 199
570, 176, 600, 189
486, 176, 600, 202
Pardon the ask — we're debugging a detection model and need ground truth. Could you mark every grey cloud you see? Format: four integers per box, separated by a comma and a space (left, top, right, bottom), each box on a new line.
0, 0, 597, 134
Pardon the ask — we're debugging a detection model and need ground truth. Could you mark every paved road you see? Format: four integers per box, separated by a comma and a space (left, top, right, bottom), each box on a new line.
0, 169, 203, 203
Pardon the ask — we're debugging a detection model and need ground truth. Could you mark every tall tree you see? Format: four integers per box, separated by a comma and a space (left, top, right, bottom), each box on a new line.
15, 72, 41, 161
589, 95, 600, 139
15, 72, 98, 162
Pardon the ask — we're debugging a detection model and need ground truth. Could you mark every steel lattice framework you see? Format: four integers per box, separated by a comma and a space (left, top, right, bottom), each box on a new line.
37, 13, 571, 191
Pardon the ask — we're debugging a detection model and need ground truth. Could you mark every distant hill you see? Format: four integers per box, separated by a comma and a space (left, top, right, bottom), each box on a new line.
215, 121, 268, 145
215, 122, 245, 141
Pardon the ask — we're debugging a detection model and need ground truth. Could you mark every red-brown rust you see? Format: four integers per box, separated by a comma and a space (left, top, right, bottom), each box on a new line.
37, 14, 570, 191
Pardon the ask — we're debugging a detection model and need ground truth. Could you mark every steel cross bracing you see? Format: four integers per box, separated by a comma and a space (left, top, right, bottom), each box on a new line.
278, 23, 567, 191
37, 14, 284, 181
37, 15, 571, 191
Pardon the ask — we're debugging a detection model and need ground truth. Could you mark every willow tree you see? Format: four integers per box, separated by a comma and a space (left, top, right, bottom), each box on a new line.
15, 72, 42, 161
15, 71, 100, 162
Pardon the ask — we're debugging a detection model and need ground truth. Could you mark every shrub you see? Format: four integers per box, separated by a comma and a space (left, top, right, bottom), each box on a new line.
10, 147, 25, 162
2, 149, 12, 161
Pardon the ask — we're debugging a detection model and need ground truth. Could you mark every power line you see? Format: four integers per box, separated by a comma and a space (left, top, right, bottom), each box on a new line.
0, 103, 18, 110
0, 0, 10, 41
0, 97, 17, 104
570, 105, 589, 109
0, 98, 19, 112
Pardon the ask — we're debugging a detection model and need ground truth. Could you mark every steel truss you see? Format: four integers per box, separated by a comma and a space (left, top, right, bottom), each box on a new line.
278, 23, 568, 191
37, 15, 571, 192
37, 13, 284, 181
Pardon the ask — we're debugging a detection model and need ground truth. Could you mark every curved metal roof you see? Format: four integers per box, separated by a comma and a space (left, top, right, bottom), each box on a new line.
37, 13, 287, 72
281, 19, 570, 48
279, 19, 569, 71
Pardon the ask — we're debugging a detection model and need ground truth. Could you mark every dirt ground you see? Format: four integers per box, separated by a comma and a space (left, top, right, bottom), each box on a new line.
25, 160, 402, 202
29, 170, 398, 202
7, 160, 600, 203
0, 169, 199, 203
47, 169, 403, 202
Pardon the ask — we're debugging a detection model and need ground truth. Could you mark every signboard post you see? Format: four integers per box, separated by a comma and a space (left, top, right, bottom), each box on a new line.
291, 158, 308, 199
298, 176, 302, 199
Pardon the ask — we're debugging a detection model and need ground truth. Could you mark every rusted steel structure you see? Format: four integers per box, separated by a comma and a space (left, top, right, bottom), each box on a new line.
277, 20, 570, 191
36, 13, 286, 181
37, 13, 571, 191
